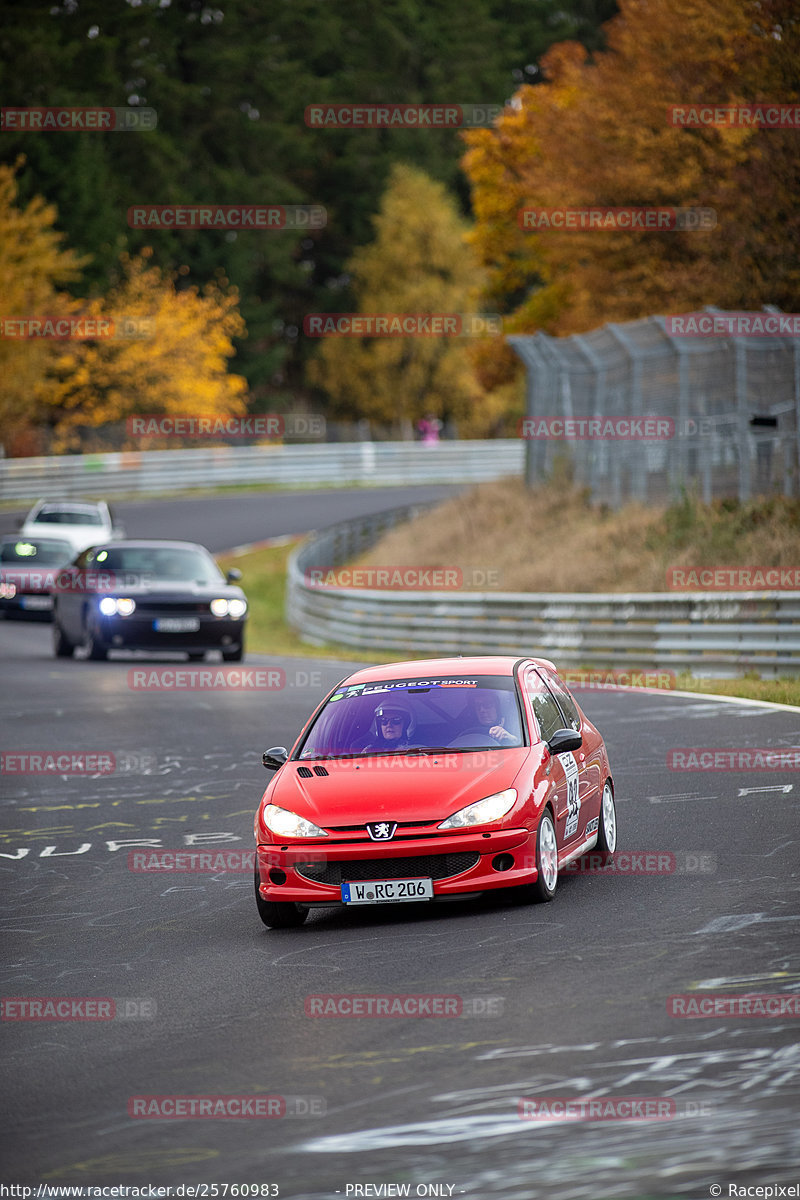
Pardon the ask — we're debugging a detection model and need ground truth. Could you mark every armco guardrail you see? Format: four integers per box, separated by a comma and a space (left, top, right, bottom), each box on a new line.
0, 440, 523, 501
287, 508, 800, 678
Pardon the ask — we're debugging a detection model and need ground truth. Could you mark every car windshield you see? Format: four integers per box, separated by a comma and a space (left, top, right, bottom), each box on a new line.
34, 508, 105, 526
81, 545, 224, 585
297, 674, 525, 758
0, 538, 73, 565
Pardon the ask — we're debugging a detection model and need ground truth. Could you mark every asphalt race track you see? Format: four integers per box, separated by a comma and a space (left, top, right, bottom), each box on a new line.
0, 484, 461, 553
1, 493, 799, 1198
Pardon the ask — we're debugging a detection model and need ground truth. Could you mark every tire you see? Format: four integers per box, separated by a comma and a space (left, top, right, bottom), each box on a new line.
595, 780, 617, 853
222, 643, 244, 662
83, 622, 108, 661
515, 809, 558, 904
254, 866, 308, 928
53, 620, 75, 658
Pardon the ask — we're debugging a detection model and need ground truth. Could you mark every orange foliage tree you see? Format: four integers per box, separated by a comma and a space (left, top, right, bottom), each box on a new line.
41, 251, 248, 451
463, 0, 800, 349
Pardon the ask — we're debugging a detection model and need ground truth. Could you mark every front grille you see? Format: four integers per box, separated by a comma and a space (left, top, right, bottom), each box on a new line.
295, 852, 480, 886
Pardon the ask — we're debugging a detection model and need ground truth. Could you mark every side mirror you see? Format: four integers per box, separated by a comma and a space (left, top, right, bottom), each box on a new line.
262, 746, 289, 770
547, 728, 582, 756
226, 568, 242, 583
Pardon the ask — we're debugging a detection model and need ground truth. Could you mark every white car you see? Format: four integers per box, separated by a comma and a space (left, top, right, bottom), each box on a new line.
19, 500, 125, 557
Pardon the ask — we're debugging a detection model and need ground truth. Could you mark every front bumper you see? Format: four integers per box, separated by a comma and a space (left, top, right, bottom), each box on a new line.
91, 613, 246, 652
0, 593, 54, 619
256, 827, 539, 905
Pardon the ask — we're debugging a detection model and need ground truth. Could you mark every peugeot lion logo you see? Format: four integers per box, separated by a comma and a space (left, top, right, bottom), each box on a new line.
366, 821, 397, 841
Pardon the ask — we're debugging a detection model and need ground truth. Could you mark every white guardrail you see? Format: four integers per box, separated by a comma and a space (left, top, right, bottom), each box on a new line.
0, 440, 524, 501
287, 505, 800, 678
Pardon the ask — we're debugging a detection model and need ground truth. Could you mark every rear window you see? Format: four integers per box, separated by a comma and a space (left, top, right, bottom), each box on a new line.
35, 508, 104, 526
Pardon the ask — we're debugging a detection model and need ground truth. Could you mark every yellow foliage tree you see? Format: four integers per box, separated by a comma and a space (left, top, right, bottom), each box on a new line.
463, 0, 800, 339
0, 159, 87, 455
308, 164, 499, 437
41, 251, 248, 451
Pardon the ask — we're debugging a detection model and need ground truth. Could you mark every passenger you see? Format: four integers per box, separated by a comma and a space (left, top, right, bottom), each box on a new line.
469, 693, 519, 745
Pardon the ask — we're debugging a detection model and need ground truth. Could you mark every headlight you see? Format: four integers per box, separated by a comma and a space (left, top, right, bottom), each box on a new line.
210, 597, 247, 618
99, 597, 136, 616
262, 804, 328, 839
438, 788, 517, 830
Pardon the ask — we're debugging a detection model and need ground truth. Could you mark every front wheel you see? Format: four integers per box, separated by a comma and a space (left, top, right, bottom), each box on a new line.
222, 643, 244, 662
515, 810, 558, 904
84, 625, 108, 661
595, 781, 617, 852
254, 866, 308, 928
53, 620, 75, 658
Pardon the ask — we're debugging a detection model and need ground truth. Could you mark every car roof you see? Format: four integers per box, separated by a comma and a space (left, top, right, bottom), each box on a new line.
84, 539, 211, 552
33, 501, 106, 513
338, 655, 556, 686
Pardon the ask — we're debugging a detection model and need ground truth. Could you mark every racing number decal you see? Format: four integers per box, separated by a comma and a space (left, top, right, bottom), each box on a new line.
563, 753, 581, 838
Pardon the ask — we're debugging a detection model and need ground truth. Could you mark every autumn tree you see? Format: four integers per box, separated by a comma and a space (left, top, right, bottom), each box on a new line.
463, 0, 800, 343
308, 164, 505, 436
0, 159, 87, 455
40, 251, 247, 452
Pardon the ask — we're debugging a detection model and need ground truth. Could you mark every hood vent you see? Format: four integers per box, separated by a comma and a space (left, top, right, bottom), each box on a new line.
313, 765, 329, 776
297, 766, 313, 778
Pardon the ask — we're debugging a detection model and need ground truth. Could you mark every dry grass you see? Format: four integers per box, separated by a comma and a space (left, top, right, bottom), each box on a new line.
354, 479, 800, 592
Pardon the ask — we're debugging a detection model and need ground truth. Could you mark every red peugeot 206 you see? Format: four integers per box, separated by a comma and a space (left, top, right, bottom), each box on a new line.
253, 656, 616, 928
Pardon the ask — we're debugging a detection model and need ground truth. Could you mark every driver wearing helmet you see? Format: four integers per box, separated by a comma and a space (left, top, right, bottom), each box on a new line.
362, 700, 415, 752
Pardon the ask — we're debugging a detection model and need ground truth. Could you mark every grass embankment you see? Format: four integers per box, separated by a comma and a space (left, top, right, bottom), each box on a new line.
219, 482, 800, 707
